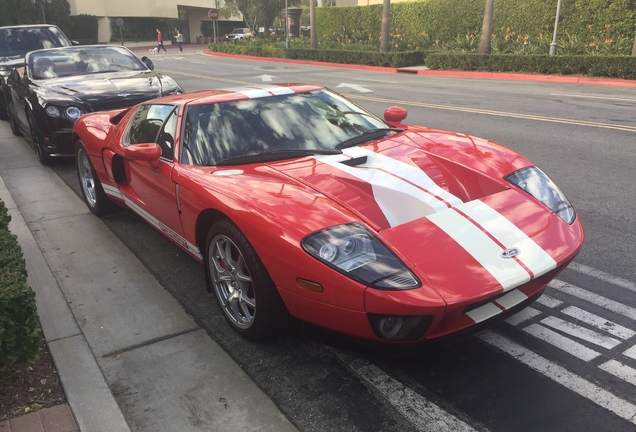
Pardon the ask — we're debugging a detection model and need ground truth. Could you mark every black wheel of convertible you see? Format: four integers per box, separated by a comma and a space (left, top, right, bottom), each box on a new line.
205, 220, 291, 340
8, 111, 21, 136
27, 111, 51, 165
75, 140, 116, 216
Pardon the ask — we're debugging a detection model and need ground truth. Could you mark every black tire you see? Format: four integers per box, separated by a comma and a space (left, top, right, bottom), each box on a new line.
27, 111, 51, 165
205, 220, 290, 340
8, 112, 21, 136
75, 141, 116, 216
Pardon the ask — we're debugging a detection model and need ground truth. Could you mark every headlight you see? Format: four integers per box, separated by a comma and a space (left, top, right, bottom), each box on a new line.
46, 105, 60, 118
505, 166, 576, 224
65, 106, 83, 119
302, 223, 420, 290
45, 105, 83, 119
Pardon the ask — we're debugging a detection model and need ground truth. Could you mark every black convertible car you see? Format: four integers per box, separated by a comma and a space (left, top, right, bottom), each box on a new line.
5, 45, 182, 164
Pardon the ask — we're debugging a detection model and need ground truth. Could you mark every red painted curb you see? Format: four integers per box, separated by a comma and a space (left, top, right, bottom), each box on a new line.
203, 50, 636, 87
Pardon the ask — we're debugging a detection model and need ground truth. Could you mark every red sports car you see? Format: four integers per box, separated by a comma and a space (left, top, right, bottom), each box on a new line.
72, 84, 584, 348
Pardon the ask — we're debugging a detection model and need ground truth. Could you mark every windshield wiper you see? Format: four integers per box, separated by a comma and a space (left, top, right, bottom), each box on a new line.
335, 127, 404, 149
216, 148, 342, 166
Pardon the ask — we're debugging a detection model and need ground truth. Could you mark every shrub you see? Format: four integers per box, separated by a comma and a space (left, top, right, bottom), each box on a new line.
0, 200, 41, 370
69, 14, 98, 44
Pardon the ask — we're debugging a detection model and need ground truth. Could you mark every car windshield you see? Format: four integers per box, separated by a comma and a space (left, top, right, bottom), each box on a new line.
231, 29, 245, 34
181, 89, 391, 166
0, 26, 71, 59
28, 46, 148, 80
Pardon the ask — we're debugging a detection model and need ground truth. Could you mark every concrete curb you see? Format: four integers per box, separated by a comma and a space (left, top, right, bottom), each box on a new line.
202, 50, 636, 87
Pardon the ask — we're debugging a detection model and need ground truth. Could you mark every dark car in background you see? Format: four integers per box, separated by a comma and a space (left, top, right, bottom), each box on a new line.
0, 24, 73, 120
5, 45, 183, 164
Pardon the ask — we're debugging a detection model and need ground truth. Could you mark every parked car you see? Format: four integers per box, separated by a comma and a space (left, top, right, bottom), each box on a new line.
225, 28, 252, 41
0, 24, 74, 120
5, 45, 182, 164
71, 84, 584, 351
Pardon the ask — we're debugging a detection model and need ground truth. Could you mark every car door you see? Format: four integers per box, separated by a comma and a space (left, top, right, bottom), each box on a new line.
119, 103, 186, 244
7, 66, 30, 131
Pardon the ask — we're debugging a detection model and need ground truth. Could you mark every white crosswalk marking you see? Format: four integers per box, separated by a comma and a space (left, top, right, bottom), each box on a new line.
539, 316, 622, 349
561, 306, 636, 340
479, 331, 636, 424
331, 349, 478, 432
549, 279, 636, 321
624, 345, 636, 361
522, 323, 601, 361
506, 306, 541, 325
599, 360, 636, 387
535, 295, 563, 308
569, 262, 636, 294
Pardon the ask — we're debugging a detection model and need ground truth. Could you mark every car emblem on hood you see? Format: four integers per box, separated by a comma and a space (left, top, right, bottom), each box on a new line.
117, 94, 130, 98
500, 247, 520, 259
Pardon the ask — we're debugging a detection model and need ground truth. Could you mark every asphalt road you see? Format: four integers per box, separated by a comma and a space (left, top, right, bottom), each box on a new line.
47, 51, 636, 432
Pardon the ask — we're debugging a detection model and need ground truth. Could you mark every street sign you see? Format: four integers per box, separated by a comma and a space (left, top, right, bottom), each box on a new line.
208, 9, 218, 21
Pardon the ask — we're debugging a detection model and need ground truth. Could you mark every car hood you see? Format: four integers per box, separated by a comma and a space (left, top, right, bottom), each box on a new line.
36, 71, 164, 108
268, 129, 584, 304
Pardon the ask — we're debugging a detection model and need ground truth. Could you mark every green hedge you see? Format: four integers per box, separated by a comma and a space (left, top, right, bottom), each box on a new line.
0, 199, 41, 370
314, 0, 636, 51
425, 53, 636, 79
207, 43, 424, 67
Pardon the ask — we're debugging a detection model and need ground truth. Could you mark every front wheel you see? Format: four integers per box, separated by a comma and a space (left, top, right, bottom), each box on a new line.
8, 112, 21, 136
27, 112, 51, 165
75, 141, 116, 216
206, 220, 290, 340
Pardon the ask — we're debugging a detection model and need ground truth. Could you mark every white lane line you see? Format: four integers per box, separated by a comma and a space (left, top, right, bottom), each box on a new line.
535, 295, 563, 308
479, 330, 636, 424
540, 316, 622, 349
522, 323, 601, 361
625, 345, 636, 361
568, 262, 636, 293
506, 306, 541, 326
561, 306, 636, 340
599, 360, 636, 387
331, 350, 478, 432
549, 280, 636, 321
550, 93, 636, 103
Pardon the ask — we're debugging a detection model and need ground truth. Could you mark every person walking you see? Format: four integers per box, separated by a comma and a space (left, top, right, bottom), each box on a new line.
156, 28, 167, 53
176, 30, 184, 52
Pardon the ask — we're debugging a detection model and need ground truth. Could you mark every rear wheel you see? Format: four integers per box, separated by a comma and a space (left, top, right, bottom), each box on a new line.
75, 141, 116, 216
206, 220, 290, 340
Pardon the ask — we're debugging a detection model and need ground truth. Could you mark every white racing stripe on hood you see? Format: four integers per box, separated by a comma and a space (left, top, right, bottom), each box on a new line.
459, 200, 557, 278
427, 200, 555, 291
314, 147, 463, 227
427, 204, 532, 291
229, 85, 294, 98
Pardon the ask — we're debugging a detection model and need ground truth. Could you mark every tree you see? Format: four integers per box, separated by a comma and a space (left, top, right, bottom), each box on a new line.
380, 0, 390, 52
477, 0, 495, 54
310, 0, 316, 49
225, 0, 301, 37
0, 0, 72, 35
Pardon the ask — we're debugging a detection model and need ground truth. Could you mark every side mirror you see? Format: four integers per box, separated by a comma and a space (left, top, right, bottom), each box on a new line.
141, 56, 154, 71
384, 106, 408, 124
124, 143, 161, 167
71, 40, 80, 46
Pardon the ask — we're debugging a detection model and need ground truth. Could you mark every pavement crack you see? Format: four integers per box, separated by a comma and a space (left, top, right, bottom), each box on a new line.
101, 327, 200, 358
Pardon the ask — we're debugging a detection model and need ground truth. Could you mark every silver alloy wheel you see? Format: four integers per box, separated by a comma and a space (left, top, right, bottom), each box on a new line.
77, 148, 97, 208
209, 234, 256, 329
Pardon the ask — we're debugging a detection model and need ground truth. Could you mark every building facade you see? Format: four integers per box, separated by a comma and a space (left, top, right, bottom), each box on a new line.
66, 0, 243, 44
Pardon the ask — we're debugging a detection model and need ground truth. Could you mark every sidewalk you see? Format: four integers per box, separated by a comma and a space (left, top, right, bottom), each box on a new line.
0, 122, 298, 431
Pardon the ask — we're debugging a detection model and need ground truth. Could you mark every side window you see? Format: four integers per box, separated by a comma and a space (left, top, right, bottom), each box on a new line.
156, 108, 177, 160
125, 104, 175, 147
